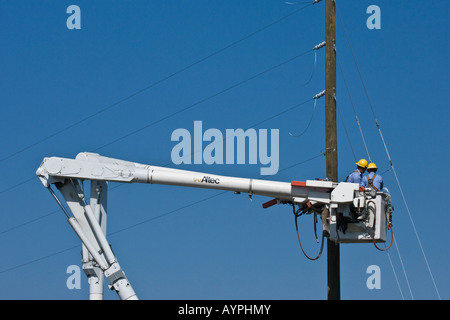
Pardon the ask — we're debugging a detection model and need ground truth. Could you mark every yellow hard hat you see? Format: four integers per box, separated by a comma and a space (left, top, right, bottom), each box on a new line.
355, 159, 368, 168
367, 163, 378, 170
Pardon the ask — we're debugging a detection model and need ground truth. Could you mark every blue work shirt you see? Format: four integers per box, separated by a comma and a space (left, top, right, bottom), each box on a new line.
361, 172, 383, 191
346, 170, 363, 184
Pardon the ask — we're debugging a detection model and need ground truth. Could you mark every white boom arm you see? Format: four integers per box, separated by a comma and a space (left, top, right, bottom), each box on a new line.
36, 152, 390, 300
37, 152, 352, 205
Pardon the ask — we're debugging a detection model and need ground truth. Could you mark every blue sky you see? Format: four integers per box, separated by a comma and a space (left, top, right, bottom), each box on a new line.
0, 0, 448, 300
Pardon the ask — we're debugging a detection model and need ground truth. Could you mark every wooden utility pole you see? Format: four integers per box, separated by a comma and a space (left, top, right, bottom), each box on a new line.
325, 0, 340, 300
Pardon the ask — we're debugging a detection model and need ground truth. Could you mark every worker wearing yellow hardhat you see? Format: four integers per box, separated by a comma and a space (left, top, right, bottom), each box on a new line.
361, 162, 384, 191
356, 159, 368, 168
345, 158, 368, 184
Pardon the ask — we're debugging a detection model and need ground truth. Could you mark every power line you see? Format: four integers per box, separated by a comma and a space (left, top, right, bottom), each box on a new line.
0, 176, 37, 196
0, 183, 126, 236
0, 49, 314, 199
0, 2, 314, 165
336, 52, 371, 162
337, 54, 408, 299
0, 97, 314, 236
335, 2, 411, 300
385, 247, 405, 300
335, 1, 441, 300
93, 49, 314, 152
0, 208, 58, 236
392, 236, 414, 300
300, 50, 318, 86
0, 151, 325, 275
336, 100, 356, 161
335, 63, 407, 299
0, 245, 79, 275
0, 46, 315, 200
289, 99, 319, 138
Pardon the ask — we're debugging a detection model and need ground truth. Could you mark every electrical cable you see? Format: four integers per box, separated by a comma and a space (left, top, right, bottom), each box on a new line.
0, 49, 314, 198
0, 176, 37, 196
300, 51, 318, 86
336, 100, 357, 161
336, 1, 441, 300
392, 235, 414, 300
367, 200, 393, 252
93, 49, 314, 152
385, 247, 405, 300
0, 150, 326, 275
0, 183, 124, 236
0, 3, 321, 199
0, 96, 314, 236
0, 2, 314, 165
289, 99, 318, 138
336, 52, 371, 162
291, 204, 324, 261
163, 97, 314, 168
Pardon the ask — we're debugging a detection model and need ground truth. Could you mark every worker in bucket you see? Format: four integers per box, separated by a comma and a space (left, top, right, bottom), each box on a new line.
360, 162, 383, 192
345, 158, 368, 184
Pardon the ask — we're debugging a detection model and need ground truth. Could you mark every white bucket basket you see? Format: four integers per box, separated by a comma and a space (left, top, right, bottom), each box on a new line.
329, 193, 388, 243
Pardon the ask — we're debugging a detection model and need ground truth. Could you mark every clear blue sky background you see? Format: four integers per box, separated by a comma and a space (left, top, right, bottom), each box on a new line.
0, 0, 448, 300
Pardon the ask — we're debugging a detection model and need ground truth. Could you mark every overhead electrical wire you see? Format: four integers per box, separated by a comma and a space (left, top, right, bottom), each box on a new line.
0, 48, 315, 198
0, 1, 324, 251
0, 0, 336, 293
336, 101, 357, 162
6, 1, 439, 301
0, 0, 324, 238
335, 0, 441, 300
288, 99, 318, 138
323, 2, 408, 299
0, 176, 36, 196
335, 4, 411, 300
0, 2, 315, 165
385, 242, 406, 300
336, 52, 371, 162
300, 50, 318, 86
0, 183, 125, 236
0, 96, 315, 236
92, 49, 315, 152
0, 150, 326, 275
336, 45, 409, 297
288, 42, 325, 138
392, 234, 414, 299
337, 46, 409, 301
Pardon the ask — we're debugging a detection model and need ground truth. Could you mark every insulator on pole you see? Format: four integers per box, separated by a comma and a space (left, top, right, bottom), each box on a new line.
313, 90, 326, 99
313, 41, 326, 50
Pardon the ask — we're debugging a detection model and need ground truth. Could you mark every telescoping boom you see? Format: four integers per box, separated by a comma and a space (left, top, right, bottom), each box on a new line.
36, 152, 393, 300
